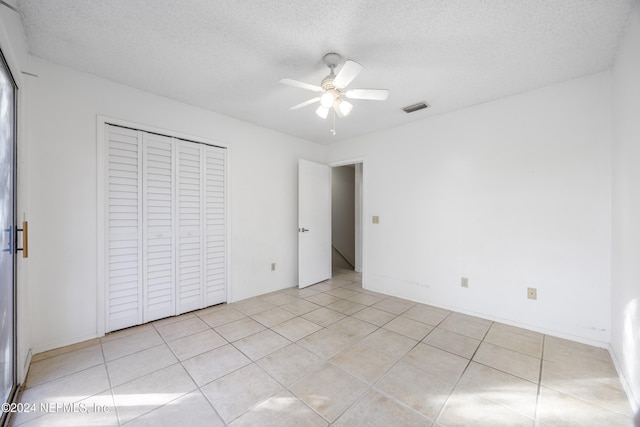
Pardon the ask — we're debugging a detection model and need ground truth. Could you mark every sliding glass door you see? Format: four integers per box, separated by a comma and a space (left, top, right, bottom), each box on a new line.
0, 47, 17, 424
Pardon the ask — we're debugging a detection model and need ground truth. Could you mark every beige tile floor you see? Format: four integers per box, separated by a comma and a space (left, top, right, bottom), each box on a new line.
10, 268, 636, 426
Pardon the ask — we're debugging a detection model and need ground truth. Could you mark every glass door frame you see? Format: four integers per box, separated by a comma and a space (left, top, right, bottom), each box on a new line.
0, 45, 18, 427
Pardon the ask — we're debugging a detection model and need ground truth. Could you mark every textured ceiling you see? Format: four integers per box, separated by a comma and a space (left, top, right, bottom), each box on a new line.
16, 0, 633, 144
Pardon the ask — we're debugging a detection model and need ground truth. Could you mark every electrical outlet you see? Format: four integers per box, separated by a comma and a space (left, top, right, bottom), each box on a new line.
527, 287, 537, 300
271, 263, 276, 272
461, 277, 469, 288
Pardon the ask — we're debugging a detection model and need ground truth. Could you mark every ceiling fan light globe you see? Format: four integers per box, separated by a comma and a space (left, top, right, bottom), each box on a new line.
320, 92, 335, 108
315, 106, 329, 119
338, 99, 353, 116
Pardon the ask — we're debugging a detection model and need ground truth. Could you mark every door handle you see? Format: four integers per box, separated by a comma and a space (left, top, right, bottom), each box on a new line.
298, 228, 309, 233
16, 221, 28, 258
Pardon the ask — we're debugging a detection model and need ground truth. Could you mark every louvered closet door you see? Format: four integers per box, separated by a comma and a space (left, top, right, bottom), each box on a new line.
105, 125, 226, 331
106, 125, 143, 331
204, 146, 226, 305
176, 141, 204, 314
142, 133, 176, 322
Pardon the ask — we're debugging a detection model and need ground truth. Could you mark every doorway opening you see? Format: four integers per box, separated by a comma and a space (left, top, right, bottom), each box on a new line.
331, 163, 363, 278
297, 159, 363, 288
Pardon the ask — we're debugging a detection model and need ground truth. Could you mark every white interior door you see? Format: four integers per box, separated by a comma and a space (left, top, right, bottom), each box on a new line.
298, 159, 331, 288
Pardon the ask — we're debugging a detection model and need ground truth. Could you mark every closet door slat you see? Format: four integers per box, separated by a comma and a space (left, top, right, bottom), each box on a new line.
204, 146, 226, 306
176, 142, 204, 314
142, 133, 176, 322
106, 125, 143, 331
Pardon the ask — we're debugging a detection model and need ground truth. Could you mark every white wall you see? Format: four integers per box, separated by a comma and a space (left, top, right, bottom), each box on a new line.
332, 166, 355, 266
26, 58, 324, 353
1, 0, 32, 383
612, 0, 640, 411
328, 72, 612, 345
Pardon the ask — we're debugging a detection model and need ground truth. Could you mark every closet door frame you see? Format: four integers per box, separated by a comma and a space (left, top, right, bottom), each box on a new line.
96, 116, 230, 336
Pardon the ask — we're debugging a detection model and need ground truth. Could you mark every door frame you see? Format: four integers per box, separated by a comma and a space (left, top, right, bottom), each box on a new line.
96, 115, 231, 336
329, 157, 366, 277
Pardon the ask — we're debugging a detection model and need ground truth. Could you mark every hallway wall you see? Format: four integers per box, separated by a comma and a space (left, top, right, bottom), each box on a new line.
332, 166, 356, 267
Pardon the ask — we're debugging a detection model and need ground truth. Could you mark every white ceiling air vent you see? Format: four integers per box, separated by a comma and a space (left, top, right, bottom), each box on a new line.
402, 102, 428, 113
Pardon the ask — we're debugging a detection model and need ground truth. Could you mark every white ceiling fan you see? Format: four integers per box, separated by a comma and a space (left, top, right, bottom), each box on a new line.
280, 53, 389, 121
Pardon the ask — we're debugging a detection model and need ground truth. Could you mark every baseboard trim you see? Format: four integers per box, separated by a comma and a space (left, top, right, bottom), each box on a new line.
608, 344, 639, 414
332, 245, 355, 269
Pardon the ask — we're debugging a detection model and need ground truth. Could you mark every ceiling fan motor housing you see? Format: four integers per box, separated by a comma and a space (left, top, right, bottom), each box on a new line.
321, 75, 337, 92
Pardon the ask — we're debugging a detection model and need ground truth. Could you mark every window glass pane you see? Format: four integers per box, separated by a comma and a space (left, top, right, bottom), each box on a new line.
0, 52, 16, 408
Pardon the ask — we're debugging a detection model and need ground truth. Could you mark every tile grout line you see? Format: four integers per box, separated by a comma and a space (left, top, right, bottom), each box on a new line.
99, 338, 122, 427
251, 353, 324, 425
245, 274, 367, 425
207, 288, 361, 423
343, 330, 436, 424
116, 324, 192, 426
245, 274, 407, 425
533, 334, 547, 427
154, 313, 233, 426
332, 308, 457, 425
430, 319, 494, 425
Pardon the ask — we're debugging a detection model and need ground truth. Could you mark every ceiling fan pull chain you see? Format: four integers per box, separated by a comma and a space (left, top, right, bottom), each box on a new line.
331, 108, 337, 135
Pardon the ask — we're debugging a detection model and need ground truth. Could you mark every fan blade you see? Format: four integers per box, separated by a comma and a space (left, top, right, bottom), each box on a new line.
333, 60, 363, 88
280, 78, 323, 92
344, 88, 389, 101
290, 97, 321, 110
